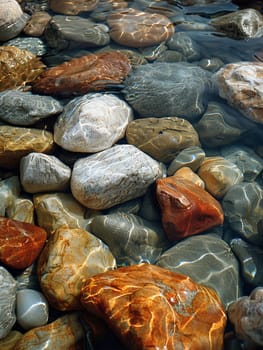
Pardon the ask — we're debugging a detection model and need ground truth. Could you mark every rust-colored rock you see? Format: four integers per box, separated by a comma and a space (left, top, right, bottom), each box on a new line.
32, 51, 132, 96
81, 263, 227, 350
0, 216, 47, 270
156, 175, 224, 241
0, 46, 46, 92
107, 8, 174, 48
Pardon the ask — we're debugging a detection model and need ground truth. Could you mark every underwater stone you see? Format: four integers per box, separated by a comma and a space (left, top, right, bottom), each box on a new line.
123, 62, 212, 119
0, 90, 63, 126
81, 263, 227, 350
0, 266, 17, 339
167, 146, 205, 175
49, 0, 99, 15
71, 144, 164, 210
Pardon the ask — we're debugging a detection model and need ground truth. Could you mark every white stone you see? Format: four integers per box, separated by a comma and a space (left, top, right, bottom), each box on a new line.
16, 289, 49, 330
0, 266, 17, 339
0, 176, 21, 217
20, 152, 71, 193
71, 144, 164, 209
54, 93, 133, 152
6, 196, 34, 223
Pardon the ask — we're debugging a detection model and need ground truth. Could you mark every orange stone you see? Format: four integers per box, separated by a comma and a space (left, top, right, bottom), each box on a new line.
81, 263, 227, 350
156, 175, 224, 241
0, 216, 47, 269
32, 51, 132, 96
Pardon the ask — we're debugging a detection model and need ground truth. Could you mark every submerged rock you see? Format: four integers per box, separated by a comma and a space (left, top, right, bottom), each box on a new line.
81, 263, 227, 350
123, 62, 212, 119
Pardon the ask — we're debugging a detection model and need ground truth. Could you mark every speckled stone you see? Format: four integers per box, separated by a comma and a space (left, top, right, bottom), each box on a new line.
215, 62, 263, 124
37, 226, 116, 310
156, 175, 224, 241
126, 117, 200, 163
3, 37, 47, 56
20, 153, 71, 193
197, 156, 244, 198
0, 176, 21, 217
222, 182, 263, 246
90, 213, 170, 266
157, 234, 242, 307
0, 90, 63, 126
0, 216, 47, 270
195, 101, 255, 147
71, 144, 164, 210
228, 287, 263, 347
167, 146, 206, 176
221, 145, 263, 182
0, 125, 54, 169
230, 238, 263, 287
123, 62, 212, 119
107, 8, 174, 48
0, 46, 45, 92
13, 313, 85, 350
44, 15, 109, 50
0, 266, 17, 339
33, 192, 90, 235
16, 289, 49, 330
81, 263, 227, 350
210, 9, 263, 39
54, 93, 133, 153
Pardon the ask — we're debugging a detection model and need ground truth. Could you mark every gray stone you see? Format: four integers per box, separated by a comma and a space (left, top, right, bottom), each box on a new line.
222, 182, 263, 246
71, 144, 164, 210
0, 176, 21, 217
0, 266, 17, 339
123, 62, 212, 120
156, 234, 242, 307
221, 145, 263, 182
90, 213, 170, 266
195, 101, 255, 148
167, 32, 201, 61
54, 93, 133, 153
230, 238, 263, 287
0, 90, 63, 126
167, 146, 205, 176
3, 37, 47, 56
20, 153, 71, 193
45, 15, 110, 50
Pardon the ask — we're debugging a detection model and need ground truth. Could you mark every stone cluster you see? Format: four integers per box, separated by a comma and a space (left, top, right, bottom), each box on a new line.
0, 0, 263, 349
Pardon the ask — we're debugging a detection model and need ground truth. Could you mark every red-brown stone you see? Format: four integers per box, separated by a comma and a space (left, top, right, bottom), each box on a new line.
32, 51, 132, 96
0, 216, 47, 269
156, 175, 224, 241
81, 263, 227, 350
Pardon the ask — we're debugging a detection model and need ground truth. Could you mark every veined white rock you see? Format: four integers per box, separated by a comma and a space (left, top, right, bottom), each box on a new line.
71, 144, 164, 209
54, 93, 133, 153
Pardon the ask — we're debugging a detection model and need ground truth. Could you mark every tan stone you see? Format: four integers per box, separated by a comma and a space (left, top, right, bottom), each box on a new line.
174, 166, 205, 188
0, 331, 23, 350
14, 313, 85, 350
0, 126, 54, 169
37, 227, 116, 310
198, 157, 244, 198
6, 197, 34, 224
49, 0, 99, 15
81, 263, 227, 350
126, 117, 200, 163
216, 61, 263, 124
33, 192, 94, 235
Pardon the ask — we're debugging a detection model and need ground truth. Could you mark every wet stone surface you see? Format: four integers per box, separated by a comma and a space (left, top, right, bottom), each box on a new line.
0, 0, 263, 349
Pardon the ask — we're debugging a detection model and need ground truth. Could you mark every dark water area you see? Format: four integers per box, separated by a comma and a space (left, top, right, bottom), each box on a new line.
0, 1, 263, 350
